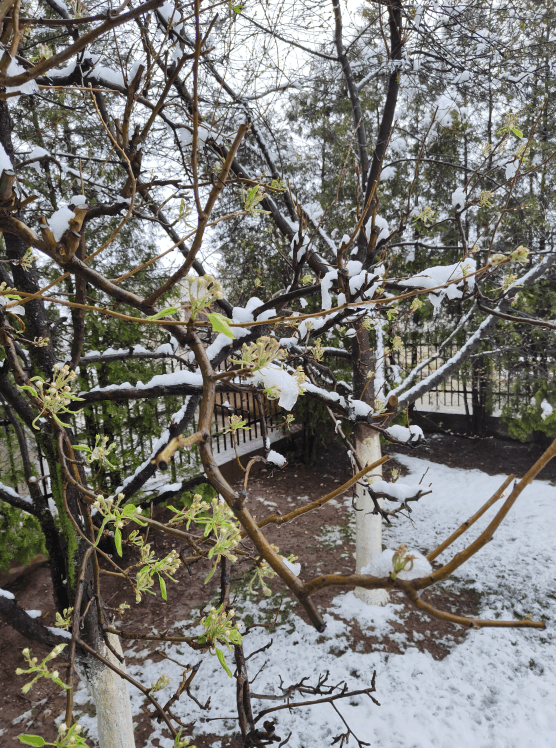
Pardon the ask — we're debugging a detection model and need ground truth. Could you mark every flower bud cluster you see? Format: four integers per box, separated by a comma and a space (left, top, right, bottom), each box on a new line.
391, 544, 416, 580
199, 603, 242, 650
16, 643, 70, 695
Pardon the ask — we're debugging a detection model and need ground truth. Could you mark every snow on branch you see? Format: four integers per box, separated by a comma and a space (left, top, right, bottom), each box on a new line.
369, 480, 429, 503
0, 592, 69, 647
116, 395, 200, 501
388, 303, 476, 400
398, 258, 476, 313
76, 342, 180, 365
397, 255, 556, 408
80, 369, 203, 400
0, 481, 35, 514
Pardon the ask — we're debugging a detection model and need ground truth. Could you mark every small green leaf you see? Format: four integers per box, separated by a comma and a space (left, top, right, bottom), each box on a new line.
215, 647, 233, 677
73, 445, 90, 452
114, 528, 122, 557
52, 677, 71, 690
122, 504, 138, 518
204, 562, 217, 584
147, 306, 179, 321
512, 127, 523, 138
18, 736, 47, 747
159, 575, 167, 600
94, 517, 111, 547
228, 629, 243, 645
18, 385, 38, 397
207, 312, 235, 339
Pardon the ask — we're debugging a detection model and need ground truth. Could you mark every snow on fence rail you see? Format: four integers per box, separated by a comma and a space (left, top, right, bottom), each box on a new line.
2, 336, 554, 496
0, 352, 285, 499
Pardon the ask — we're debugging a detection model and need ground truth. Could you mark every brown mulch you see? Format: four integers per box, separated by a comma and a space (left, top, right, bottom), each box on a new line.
1, 432, 548, 746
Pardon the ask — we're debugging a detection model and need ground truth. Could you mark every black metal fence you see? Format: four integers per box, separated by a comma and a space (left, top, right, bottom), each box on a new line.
393, 331, 556, 435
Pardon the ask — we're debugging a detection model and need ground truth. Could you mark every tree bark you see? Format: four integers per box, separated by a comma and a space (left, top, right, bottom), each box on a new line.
78, 634, 136, 748
352, 322, 389, 605
354, 425, 389, 606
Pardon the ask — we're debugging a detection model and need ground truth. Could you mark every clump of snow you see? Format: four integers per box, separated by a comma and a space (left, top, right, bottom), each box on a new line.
304, 381, 347, 409
505, 160, 519, 180
6, 58, 39, 99
47, 58, 77, 79
267, 450, 287, 467
399, 259, 477, 312
256, 308, 277, 321
86, 369, 204, 396
381, 165, 397, 180
281, 557, 301, 576
231, 297, 275, 323
25, 610, 42, 618
348, 398, 373, 418
362, 548, 433, 580
27, 146, 49, 174
349, 270, 381, 298
0, 588, 15, 599
169, 397, 192, 427
365, 214, 389, 244
206, 326, 249, 361
385, 424, 423, 444
433, 93, 458, 127
291, 233, 310, 262
452, 186, 466, 210
69, 194, 87, 206
232, 305, 255, 324
252, 365, 303, 411
346, 260, 363, 277
321, 270, 338, 310
369, 480, 423, 502
400, 259, 476, 293
540, 399, 553, 420
452, 69, 470, 84
91, 65, 126, 88
155, 343, 174, 356
339, 233, 350, 250
157, 482, 184, 495
177, 127, 193, 148
48, 206, 75, 241
47, 626, 72, 639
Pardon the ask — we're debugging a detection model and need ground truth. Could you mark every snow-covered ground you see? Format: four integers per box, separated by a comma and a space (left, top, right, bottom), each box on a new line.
74, 456, 556, 747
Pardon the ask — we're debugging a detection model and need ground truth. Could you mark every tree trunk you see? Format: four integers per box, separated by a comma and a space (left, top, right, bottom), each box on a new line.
354, 424, 389, 605
352, 323, 389, 606
78, 634, 136, 748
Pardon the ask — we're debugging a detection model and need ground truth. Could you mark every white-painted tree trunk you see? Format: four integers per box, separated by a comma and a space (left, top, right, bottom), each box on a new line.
82, 633, 136, 748
354, 428, 389, 606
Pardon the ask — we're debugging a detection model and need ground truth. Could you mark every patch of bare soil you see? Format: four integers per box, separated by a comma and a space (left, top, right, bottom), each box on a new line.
2, 433, 533, 746
387, 431, 556, 481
